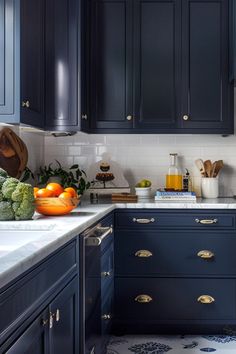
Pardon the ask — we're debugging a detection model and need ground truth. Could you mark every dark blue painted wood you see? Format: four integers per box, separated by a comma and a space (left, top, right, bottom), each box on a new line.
49, 277, 79, 354
181, 0, 233, 133
115, 210, 236, 230
0, 241, 77, 344
115, 278, 236, 321
3, 309, 49, 354
115, 230, 236, 276
90, 0, 133, 130
0, 0, 20, 124
133, 0, 181, 130
20, 0, 45, 128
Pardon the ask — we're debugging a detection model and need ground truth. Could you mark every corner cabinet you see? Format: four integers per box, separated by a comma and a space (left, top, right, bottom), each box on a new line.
20, 0, 82, 131
86, 0, 234, 134
0, 0, 20, 124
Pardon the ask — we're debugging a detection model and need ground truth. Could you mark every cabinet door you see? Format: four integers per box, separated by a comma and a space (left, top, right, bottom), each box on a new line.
133, 0, 181, 131
90, 0, 133, 130
0, 0, 19, 123
45, 0, 79, 130
20, 0, 45, 128
4, 310, 49, 354
49, 278, 78, 354
181, 0, 233, 133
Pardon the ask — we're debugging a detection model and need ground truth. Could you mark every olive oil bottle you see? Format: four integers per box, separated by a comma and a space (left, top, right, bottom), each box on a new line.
165, 153, 182, 190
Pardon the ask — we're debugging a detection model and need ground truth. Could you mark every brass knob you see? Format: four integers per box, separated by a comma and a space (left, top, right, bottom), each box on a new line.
183, 115, 189, 121
82, 114, 88, 120
102, 314, 111, 320
22, 100, 30, 108
127, 115, 132, 121
197, 295, 215, 304
197, 250, 215, 259
195, 218, 218, 224
135, 294, 153, 303
135, 250, 153, 258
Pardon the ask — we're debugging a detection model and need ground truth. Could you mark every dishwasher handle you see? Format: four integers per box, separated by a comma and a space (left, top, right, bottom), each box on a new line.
85, 225, 113, 246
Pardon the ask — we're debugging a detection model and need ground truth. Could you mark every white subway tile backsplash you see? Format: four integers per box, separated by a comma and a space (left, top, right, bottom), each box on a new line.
43, 130, 236, 197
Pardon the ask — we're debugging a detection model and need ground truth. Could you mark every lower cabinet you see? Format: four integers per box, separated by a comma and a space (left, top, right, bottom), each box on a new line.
114, 209, 236, 334
3, 277, 78, 354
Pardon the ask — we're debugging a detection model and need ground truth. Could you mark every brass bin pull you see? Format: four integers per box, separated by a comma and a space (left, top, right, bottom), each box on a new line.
197, 250, 215, 259
133, 218, 155, 224
195, 218, 218, 224
197, 295, 215, 304
135, 250, 153, 258
135, 294, 153, 303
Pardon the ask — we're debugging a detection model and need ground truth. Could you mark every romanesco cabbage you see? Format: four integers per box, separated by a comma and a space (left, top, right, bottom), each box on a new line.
1, 178, 19, 199
12, 182, 34, 202
0, 201, 15, 221
0, 168, 8, 178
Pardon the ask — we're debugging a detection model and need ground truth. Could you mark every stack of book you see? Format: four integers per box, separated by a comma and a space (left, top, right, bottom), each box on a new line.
155, 190, 197, 202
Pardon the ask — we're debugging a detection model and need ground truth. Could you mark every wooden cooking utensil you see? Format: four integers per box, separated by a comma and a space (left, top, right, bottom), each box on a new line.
204, 160, 212, 178
195, 159, 206, 177
0, 128, 28, 178
212, 160, 223, 178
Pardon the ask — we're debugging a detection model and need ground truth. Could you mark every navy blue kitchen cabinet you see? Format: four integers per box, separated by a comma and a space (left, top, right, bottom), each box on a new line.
86, 0, 233, 134
20, 0, 82, 131
0, 0, 20, 124
20, 0, 45, 128
0, 240, 79, 353
113, 209, 236, 334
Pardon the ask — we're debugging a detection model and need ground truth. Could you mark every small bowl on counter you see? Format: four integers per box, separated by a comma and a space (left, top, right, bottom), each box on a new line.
35, 197, 80, 216
135, 187, 152, 199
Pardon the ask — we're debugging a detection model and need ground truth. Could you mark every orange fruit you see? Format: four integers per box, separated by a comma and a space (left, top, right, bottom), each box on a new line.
33, 187, 39, 198
58, 192, 72, 199
64, 187, 77, 198
35, 188, 54, 198
46, 182, 64, 197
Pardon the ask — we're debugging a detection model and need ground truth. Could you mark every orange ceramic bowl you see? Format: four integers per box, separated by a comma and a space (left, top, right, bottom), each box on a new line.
35, 197, 80, 216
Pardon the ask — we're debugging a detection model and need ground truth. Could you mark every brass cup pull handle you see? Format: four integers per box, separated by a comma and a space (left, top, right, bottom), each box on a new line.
135, 250, 153, 258
197, 295, 215, 304
197, 250, 215, 259
102, 314, 112, 320
22, 100, 30, 108
133, 218, 155, 224
135, 294, 153, 303
195, 218, 218, 225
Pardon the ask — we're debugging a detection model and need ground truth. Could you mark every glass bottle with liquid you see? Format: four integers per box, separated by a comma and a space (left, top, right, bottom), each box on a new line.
165, 153, 182, 190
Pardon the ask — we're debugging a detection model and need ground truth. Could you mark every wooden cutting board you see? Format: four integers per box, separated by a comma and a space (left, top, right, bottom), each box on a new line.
0, 128, 28, 178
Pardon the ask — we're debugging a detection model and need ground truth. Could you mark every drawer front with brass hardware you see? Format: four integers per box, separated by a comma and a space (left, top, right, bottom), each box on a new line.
115, 231, 236, 276
115, 211, 236, 229
115, 278, 236, 321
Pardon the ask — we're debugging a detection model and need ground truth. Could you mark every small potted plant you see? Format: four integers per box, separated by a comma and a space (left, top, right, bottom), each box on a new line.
21, 160, 90, 196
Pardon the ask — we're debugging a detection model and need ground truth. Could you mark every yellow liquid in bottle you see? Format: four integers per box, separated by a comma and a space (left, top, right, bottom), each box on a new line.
166, 175, 183, 190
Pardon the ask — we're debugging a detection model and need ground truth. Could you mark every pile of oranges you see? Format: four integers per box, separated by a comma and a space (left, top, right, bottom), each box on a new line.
34, 183, 78, 199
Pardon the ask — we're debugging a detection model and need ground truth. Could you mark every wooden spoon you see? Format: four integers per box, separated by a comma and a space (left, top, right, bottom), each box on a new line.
195, 159, 206, 177
204, 160, 212, 178
212, 160, 223, 177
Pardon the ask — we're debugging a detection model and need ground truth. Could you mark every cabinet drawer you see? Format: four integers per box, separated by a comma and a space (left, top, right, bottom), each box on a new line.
115, 211, 236, 229
115, 278, 236, 321
115, 231, 236, 276
0, 241, 77, 339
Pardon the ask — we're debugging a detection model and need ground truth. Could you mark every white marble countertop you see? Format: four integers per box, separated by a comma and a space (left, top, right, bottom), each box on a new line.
1, 197, 236, 289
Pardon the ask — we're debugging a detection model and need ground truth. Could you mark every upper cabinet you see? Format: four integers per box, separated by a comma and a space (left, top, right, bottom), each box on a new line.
86, 0, 234, 134
20, 0, 81, 131
0, 0, 20, 124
